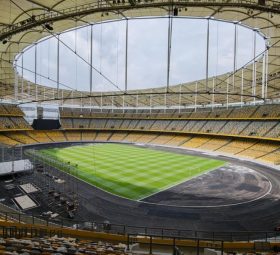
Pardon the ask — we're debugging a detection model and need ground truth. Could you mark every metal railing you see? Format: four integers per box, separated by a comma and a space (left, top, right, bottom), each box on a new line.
1, 209, 280, 242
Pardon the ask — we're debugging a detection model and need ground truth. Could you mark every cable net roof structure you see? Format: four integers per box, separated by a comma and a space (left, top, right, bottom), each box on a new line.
0, 0, 279, 109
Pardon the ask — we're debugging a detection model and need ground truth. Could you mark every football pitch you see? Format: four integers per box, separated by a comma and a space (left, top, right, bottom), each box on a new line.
38, 143, 225, 200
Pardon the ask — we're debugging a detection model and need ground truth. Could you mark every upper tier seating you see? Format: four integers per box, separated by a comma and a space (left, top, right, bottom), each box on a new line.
10, 117, 31, 129
0, 104, 31, 131
59, 104, 280, 119
60, 117, 280, 140
3, 104, 24, 116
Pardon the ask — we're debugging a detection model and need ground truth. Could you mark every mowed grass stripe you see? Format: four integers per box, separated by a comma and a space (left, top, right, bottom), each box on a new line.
43, 149, 214, 181
39, 143, 225, 200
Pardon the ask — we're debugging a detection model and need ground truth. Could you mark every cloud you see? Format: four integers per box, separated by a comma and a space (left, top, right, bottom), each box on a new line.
17, 17, 266, 93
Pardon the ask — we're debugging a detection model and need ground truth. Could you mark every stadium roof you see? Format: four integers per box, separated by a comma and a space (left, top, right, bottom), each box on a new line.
0, 0, 280, 108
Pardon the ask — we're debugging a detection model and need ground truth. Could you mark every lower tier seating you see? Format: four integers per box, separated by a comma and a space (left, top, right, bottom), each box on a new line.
0, 130, 279, 165
0, 236, 127, 254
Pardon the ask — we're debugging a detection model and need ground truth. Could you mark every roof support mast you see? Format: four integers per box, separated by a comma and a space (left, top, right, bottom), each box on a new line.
57, 34, 60, 95
206, 18, 210, 90
241, 68, 244, 107
252, 30, 256, 105
265, 41, 269, 100
125, 19, 129, 93
21, 54, 24, 101
35, 43, 37, 101
233, 23, 237, 91
14, 60, 18, 102
262, 52, 265, 100
90, 25, 93, 94
166, 15, 173, 93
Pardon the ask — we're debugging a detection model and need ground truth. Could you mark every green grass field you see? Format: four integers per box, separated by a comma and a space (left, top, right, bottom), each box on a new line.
38, 143, 225, 200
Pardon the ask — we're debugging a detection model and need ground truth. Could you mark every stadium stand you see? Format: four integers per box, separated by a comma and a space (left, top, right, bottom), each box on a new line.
218, 121, 250, 135
216, 140, 257, 155
260, 149, 280, 164
3, 104, 24, 116
110, 132, 128, 141
123, 132, 145, 142
10, 117, 31, 129
59, 104, 280, 120
81, 130, 98, 141
0, 236, 127, 254
95, 131, 113, 141
26, 130, 52, 143
65, 131, 82, 141
2, 102, 280, 162
4, 132, 37, 144
44, 131, 67, 142
240, 121, 278, 137
73, 118, 90, 128
165, 135, 192, 146
136, 133, 158, 143
0, 117, 17, 130
60, 118, 73, 128
0, 133, 19, 146
181, 136, 211, 148
2, 0, 280, 251
264, 123, 280, 138
0, 104, 279, 165
197, 137, 231, 151
150, 134, 176, 144
237, 142, 279, 159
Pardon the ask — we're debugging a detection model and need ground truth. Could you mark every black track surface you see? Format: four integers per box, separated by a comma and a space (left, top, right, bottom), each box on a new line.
2, 142, 280, 238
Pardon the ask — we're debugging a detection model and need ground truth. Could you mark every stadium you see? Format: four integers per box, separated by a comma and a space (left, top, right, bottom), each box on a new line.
0, 0, 279, 254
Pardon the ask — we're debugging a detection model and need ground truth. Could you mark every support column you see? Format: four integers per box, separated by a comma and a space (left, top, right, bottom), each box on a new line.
164, 93, 167, 114
100, 92, 103, 112
136, 94, 139, 113
262, 53, 265, 99
57, 34, 60, 94
166, 16, 173, 92
212, 77, 215, 110
71, 90, 74, 106
265, 44, 269, 99
226, 75, 229, 109
195, 82, 198, 112
28, 81, 31, 100
252, 30, 256, 104
90, 25, 93, 94
150, 94, 152, 114
179, 85, 182, 113
14, 60, 18, 101
241, 68, 244, 107
61, 92, 64, 110
125, 19, 129, 92
206, 18, 210, 90
21, 54, 24, 100
122, 95, 125, 113
35, 43, 37, 101
233, 23, 237, 91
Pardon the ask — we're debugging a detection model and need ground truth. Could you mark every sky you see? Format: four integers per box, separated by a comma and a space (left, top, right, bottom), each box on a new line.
17, 17, 266, 92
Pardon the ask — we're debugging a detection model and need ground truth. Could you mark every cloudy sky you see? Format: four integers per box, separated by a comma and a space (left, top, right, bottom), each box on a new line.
17, 17, 265, 92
